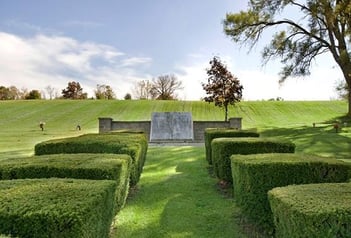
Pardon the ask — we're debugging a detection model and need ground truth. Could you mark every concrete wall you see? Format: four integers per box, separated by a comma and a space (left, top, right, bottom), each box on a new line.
99, 117, 242, 142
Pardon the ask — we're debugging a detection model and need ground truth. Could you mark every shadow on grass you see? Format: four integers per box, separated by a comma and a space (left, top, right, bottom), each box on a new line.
113, 146, 254, 238
261, 123, 351, 159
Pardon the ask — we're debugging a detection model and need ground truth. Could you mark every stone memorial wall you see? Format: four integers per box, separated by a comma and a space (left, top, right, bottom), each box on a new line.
150, 112, 193, 141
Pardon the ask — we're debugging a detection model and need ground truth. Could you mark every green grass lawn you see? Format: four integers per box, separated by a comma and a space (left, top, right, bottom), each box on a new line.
112, 146, 251, 238
0, 100, 349, 158
1, 100, 351, 237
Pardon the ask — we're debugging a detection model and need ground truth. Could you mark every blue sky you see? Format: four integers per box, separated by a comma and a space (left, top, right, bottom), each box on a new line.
0, 1, 342, 100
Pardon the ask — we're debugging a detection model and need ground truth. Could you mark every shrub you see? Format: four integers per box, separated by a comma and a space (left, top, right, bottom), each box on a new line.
0, 153, 131, 212
204, 128, 259, 164
231, 153, 351, 232
212, 138, 295, 183
34, 132, 148, 186
269, 183, 351, 238
0, 178, 116, 238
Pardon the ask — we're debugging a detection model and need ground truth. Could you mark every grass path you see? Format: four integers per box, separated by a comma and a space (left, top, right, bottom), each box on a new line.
112, 146, 249, 238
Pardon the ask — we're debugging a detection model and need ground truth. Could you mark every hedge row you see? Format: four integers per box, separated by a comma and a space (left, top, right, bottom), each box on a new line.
0, 131, 148, 237
204, 128, 259, 165
231, 153, 351, 231
34, 132, 148, 186
269, 183, 351, 238
212, 138, 295, 183
0, 178, 116, 238
0, 153, 132, 212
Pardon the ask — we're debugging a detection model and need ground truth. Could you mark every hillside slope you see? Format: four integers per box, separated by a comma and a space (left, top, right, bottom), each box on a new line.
0, 100, 349, 156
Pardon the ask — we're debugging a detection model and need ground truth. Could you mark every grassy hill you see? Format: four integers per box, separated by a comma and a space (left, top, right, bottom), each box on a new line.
0, 100, 350, 158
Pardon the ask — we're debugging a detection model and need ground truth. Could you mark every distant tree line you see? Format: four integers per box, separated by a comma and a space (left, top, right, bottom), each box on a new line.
0, 86, 42, 100
0, 73, 184, 101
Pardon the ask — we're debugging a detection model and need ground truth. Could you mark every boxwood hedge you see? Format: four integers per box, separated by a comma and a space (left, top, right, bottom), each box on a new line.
231, 153, 351, 231
269, 183, 351, 238
34, 132, 148, 186
204, 128, 259, 164
0, 153, 131, 212
0, 178, 116, 238
212, 138, 295, 183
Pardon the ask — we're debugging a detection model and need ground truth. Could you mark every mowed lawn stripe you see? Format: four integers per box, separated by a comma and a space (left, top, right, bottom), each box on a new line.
113, 146, 247, 238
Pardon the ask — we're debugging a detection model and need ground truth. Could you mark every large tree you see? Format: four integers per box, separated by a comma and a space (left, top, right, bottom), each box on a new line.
61, 81, 87, 99
202, 56, 243, 122
224, 0, 351, 116
150, 74, 183, 100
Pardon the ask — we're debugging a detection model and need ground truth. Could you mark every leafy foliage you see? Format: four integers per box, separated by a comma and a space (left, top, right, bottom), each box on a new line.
0, 86, 26, 100
124, 93, 132, 100
269, 183, 351, 237
95, 84, 116, 99
34, 132, 148, 186
232, 153, 351, 232
211, 137, 295, 183
25, 89, 41, 99
61, 81, 87, 99
224, 0, 351, 115
0, 178, 116, 238
202, 56, 243, 121
204, 128, 259, 164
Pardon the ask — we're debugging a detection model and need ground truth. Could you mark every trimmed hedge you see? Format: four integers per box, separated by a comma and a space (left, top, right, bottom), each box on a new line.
0, 154, 131, 212
269, 183, 351, 238
0, 178, 116, 238
34, 132, 148, 186
212, 138, 295, 183
204, 128, 259, 164
231, 153, 351, 231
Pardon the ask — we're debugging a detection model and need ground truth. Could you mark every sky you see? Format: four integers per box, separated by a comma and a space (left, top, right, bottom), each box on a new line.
0, 0, 344, 100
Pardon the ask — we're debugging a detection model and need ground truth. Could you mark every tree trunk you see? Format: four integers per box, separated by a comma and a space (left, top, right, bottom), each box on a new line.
224, 104, 228, 122
338, 65, 351, 117
348, 83, 351, 117
344, 72, 351, 117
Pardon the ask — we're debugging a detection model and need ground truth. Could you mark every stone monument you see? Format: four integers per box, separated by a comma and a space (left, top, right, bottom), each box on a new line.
150, 112, 194, 141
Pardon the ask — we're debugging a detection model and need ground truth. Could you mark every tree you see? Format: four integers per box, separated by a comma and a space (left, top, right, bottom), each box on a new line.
133, 80, 152, 99
224, 0, 351, 116
94, 84, 115, 99
0, 86, 10, 100
0, 86, 22, 100
335, 79, 348, 100
202, 56, 243, 122
124, 93, 132, 100
45, 85, 56, 100
25, 90, 41, 99
150, 74, 183, 100
61, 81, 87, 99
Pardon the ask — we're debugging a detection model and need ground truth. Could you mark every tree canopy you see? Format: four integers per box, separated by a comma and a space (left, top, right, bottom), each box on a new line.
61, 81, 87, 99
94, 84, 115, 100
224, 0, 351, 115
150, 74, 183, 100
202, 56, 243, 121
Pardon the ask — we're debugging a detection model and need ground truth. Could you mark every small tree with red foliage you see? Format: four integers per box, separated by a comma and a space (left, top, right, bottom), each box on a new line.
202, 56, 243, 121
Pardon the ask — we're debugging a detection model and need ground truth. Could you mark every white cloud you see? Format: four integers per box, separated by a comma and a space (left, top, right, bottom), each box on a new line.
0, 31, 342, 101
176, 61, 208, 100
0, 32, 151, 98
121, 57, 153, 67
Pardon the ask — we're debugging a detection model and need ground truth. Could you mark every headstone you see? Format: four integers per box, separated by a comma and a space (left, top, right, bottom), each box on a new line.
150, 112, 193, 141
